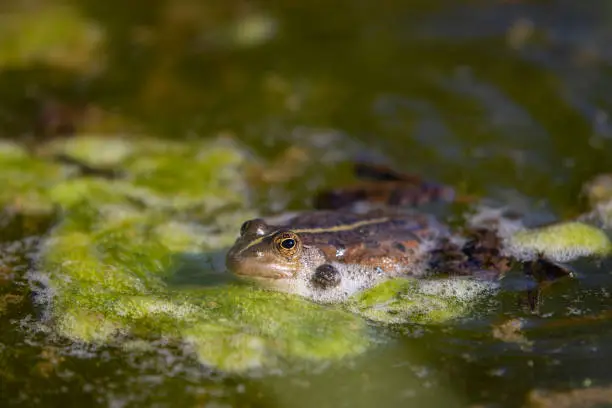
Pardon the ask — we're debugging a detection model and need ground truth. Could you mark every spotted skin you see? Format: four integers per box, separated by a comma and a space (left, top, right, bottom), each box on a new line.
226, 209, 450, 294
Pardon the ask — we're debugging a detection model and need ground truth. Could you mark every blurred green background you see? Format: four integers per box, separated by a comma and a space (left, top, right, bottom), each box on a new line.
2, 0, 612, 208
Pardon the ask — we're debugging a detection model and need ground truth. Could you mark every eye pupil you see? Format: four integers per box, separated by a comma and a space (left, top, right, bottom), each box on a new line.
281, 239, 296, 249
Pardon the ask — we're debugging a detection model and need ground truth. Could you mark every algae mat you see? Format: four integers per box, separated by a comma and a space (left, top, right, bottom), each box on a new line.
2, 135, 610, 374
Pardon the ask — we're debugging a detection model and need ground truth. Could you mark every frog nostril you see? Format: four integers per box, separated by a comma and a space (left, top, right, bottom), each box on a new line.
240, 221, 251, 236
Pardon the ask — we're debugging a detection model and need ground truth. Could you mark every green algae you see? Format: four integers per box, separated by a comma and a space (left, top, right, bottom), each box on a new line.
0, 135, 531, 373
346, 278, 495, 324
43, 135, 250, 213
0, 4, 103, 71
506, 221, 612, 263
583, 174, 612, 228
0, 140, 66, 215
48, 179, 129, 209
183, 285, 370, 371
44, 136, 134, 168
4, 135, 373, 373
40, 207, 372, 372
585, 174, 612, 209
0, 134, 492, 373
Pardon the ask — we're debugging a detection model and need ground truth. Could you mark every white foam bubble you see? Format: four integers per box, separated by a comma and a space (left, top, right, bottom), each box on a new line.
277, 262, 388, 303
417, 278, 500, 303
466, 205, 526, 237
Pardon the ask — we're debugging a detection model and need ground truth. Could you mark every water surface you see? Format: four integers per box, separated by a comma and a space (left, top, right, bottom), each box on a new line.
2, 1, 612, 407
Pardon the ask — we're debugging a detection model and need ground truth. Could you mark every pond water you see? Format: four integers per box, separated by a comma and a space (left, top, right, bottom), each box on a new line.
2, 0, 612, 407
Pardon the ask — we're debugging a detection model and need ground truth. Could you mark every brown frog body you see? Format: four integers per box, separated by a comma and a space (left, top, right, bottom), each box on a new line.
226, 162, 568, 303
226, 207, 469, 302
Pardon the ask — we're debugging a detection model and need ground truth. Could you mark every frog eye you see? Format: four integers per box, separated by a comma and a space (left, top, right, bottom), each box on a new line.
274, 231, 300, 257
240, 221, 251, 236
240, 219, 268, 237
281, 238, 296, 249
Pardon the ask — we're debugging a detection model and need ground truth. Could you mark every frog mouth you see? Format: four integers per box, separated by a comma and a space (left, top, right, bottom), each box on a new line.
225, 256, 295, 280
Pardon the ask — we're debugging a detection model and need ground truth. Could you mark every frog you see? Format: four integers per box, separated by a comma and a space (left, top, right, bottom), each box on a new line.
226, 162, 569, 303
226, 208, 455, 302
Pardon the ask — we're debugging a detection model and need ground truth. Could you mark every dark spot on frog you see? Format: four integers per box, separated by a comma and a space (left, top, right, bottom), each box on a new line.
312, 264, 341, 289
